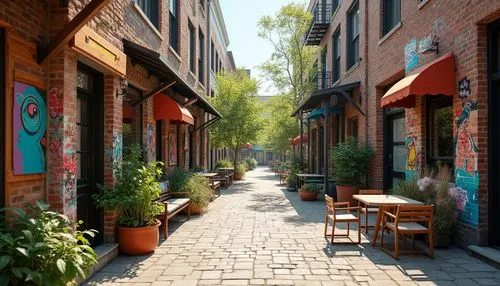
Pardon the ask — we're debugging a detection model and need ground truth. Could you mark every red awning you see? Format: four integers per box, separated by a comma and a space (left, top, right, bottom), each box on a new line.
381, 52, 456, 108
154, 94, 194, 125
292, 135, 309, 146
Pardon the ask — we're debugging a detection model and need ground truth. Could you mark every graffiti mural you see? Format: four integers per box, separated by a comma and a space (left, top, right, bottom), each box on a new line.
168, 126, 177, 166
63, 121, 77, 221
404, 38, 419, 73
106, 130, 122, 170
13, 82, 47, 175
146, 123, 155, 162
405, 112, 421, 180
454, 77, 479, 226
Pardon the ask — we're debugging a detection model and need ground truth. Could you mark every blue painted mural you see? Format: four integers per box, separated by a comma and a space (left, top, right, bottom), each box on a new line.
13, 81, 47, 175
404, 38, 419, 73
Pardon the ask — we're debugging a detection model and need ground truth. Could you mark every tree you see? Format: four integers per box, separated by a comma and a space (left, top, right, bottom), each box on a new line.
209, 70, 261, 168
258, 2, 318, 107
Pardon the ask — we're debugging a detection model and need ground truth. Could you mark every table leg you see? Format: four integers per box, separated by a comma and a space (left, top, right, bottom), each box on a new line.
371, 206, 384, 247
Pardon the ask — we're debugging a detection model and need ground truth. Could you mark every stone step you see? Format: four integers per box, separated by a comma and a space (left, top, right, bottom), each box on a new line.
469, 245, 500, 269
79, 243, 119, 285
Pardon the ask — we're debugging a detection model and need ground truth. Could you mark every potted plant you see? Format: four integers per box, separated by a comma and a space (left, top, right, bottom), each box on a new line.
298, 183, 322, 201
0, 202, 97, 285
215, 159, 233, 169
234, 163, 246, 180
184, 174, 212, 214
433, 167, 458, 247
93, 145, 163, 255
164, 167, 191, 192
246, 157, 257, 170
331, 137, 374, 206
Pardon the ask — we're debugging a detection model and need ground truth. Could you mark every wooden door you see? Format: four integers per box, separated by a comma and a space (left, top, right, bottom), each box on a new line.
76, 64, 103, 245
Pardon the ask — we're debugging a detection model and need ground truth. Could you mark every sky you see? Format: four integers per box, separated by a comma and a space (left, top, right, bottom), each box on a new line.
220, 0, 308, 96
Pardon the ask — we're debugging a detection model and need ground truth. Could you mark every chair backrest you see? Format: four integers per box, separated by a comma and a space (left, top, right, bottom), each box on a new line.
395, 205, 434, 226
325, 194, 335, 213
158, 181, 171, 201
359, 189, 383, 195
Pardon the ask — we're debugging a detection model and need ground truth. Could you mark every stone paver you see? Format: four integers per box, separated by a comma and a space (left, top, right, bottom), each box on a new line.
86, 167, 500, 285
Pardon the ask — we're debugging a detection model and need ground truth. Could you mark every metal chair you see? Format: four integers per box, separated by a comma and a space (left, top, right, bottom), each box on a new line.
324, 195, 361, 244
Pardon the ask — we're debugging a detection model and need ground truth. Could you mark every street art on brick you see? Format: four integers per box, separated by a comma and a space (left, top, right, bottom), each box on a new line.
13, 81, 47, 175
454, 77, 479, 226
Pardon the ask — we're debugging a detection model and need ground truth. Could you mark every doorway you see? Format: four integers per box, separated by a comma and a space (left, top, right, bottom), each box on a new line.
384, 109, 406, 190
76, 63, 104, 245
0, 28, 4, 209
488, 20, 500, 246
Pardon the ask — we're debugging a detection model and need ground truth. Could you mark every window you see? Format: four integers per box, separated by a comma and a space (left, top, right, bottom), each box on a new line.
332, 28, 341, 83
135, 0, 159, 28
348, 117, 359, 137
188, 21, 196, 73
320, 47, 327, 88
382, 0, 401, 35
215, 52, 219, 73
332, 0, 339, 15
169, 0, 179, 52
347, 1, 360, 69
211, 40, 215, 71
427, 96, 453, 170
198, 30, 205, 82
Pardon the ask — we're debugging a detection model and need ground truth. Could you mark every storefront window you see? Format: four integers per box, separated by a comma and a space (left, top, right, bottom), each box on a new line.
428, 96, 453, 171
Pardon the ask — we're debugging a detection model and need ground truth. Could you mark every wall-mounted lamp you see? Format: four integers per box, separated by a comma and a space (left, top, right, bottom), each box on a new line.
421, 35, 439, 54
116, 78, 128, 98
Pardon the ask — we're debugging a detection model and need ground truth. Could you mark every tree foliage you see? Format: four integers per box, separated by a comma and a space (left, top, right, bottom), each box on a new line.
209, 70, 261, 166
259, 95, 298, 154
258, 2, 318, 106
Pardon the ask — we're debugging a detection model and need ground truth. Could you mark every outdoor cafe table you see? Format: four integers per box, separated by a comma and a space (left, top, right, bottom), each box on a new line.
296, 174, 324, 189
353, 194, 423, 246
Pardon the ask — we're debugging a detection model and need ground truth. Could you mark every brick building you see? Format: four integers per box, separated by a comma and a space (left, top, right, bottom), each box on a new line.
0, 0, 234, 250
298, 0, 500, 247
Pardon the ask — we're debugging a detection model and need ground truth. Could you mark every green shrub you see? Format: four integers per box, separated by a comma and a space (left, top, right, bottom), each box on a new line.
94, 145, 163, 227
286, 157, 307, 189
246, 157, 257, 170
215, 160, 233, 168
331, 137, 374, 187
235, 163, 246, 176
0, 202, 97, 285
185, 174, 212, 208
301, 183, 323, 192
164, 167, 191, 192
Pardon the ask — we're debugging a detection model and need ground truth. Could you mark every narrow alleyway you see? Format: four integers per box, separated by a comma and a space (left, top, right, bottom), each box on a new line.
87, 167, 500, 286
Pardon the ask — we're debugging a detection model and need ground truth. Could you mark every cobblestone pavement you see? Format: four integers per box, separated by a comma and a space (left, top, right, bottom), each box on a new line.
86, 167, 500, 286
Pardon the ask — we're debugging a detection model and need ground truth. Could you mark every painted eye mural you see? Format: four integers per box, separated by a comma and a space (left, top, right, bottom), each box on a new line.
13, 81, 47, 175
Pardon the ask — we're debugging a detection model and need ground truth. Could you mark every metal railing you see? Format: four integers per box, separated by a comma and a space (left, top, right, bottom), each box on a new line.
311, 1, 332, 25
310, 70, 334, 90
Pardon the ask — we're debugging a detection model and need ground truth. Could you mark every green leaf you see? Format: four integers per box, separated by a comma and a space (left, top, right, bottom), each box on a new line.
56, 258, 66, 274
0, 256, 9, 270
15, 247, 28, 257
11, 267, 23, 278
64, 261, 78, 282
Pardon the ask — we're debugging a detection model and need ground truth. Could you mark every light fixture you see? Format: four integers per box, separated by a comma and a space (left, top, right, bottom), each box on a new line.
421, 35, 439, 54
116, 78, 128, 98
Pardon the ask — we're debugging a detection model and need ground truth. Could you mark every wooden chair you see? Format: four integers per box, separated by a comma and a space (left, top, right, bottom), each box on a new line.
380, 205, 434, 260
324, 195, 361, 244
358, 189, 383, 232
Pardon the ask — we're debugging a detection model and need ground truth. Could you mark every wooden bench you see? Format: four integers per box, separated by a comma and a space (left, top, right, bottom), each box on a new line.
216, 171, 230, 188
156, 181, 190, 239
279, 172, 288, 185
209, 178, 221, 198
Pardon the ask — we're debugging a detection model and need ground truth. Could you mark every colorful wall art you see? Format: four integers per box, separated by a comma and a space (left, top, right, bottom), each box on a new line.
13, 81, 47, 175
168, 126, 177, 166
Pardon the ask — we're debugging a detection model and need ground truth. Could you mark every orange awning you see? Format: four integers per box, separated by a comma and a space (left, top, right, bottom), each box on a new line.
381, 52, 456, 108
154, 94, 194, 125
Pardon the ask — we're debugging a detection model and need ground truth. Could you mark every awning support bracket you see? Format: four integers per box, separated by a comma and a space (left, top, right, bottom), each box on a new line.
196, 116, 220, 131
130, 81, 176, 107
338, 90, 366, 117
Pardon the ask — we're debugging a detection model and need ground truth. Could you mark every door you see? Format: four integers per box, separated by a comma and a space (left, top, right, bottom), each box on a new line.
0, 28, 4, 209
384, 110, 406, 190
488, 20, 500, 246
311, 129, 317, 173
319, 126, 324, 174
76, 64, 104, 245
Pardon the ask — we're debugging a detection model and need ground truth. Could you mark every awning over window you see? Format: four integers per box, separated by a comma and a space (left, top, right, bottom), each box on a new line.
154, 94, 194, 125
381, 52, 456, 108
307, 107, 342, 120
292, 135, 309, 146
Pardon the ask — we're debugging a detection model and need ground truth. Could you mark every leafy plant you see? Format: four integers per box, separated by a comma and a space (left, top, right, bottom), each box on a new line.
235, 163, 246, 176
163, 167, 191, 192
0, 202, 97, 285
184, 174, 212, 209
190, 166, 207, 173
215, 160, 233, 169
93, 144, 163, 228
391, 179, 434, 205
331, 137, 374, 187
246, 157, 258, 170
286, 157, 307, 189
301, 183, 322, 192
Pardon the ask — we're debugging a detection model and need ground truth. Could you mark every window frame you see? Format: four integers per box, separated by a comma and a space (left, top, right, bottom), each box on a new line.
169, 0, 179, 52
382, 0, 401, 36
188, 21, 196, 73
135, 0, 159, 29
332, 27, 341, 83
347, 1, 360, 69
211, 40, 215, 72
426, 95, 454, 170
348, 116, 359, 138
198, 30, 205, 82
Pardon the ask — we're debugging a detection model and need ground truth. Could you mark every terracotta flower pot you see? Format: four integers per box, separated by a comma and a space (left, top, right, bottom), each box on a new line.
298, 190, 318, 201
118, 219, 161, 255
234, 173, 244, 180
189, 204, 204, 215
336, 185, 359, 206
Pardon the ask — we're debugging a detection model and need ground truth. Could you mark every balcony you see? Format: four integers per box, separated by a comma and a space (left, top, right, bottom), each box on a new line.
310, 70, 335, 90
304, 1, 332, 45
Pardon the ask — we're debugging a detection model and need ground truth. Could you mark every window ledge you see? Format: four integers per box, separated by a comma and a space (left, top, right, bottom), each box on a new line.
188, 70, 197, 80
418, 0, 431, 10
332, 78, 341, 87
197, 82, 206, 92
169, 46, 182, 62
132, 2, 163, 40
378, 22, 402, 46
345, 62, 360, 77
